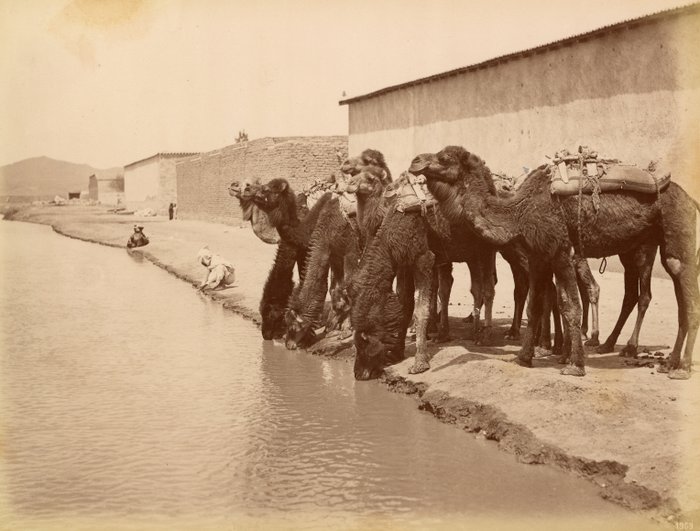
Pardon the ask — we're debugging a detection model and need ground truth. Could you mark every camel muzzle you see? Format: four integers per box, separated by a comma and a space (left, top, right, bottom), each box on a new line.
408, 154, 432, 174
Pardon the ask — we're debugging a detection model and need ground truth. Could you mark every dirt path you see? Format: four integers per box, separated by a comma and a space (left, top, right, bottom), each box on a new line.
7, 204, 699, 526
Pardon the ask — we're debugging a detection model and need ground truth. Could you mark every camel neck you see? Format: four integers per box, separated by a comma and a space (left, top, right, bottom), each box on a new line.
427, 178, 518, 246
357, 192, 386, 242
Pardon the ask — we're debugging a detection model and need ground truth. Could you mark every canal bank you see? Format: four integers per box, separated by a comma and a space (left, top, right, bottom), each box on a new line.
6, 204, 699, 526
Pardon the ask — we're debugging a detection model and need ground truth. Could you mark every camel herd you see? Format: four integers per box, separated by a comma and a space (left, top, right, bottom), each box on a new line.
228, 146, 699, 381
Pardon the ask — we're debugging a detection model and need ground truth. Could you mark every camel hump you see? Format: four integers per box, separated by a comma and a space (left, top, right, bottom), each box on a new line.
549, 150, 671, 196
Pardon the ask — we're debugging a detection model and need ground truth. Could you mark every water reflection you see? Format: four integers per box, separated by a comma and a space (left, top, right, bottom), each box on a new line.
0, 221, 652, 530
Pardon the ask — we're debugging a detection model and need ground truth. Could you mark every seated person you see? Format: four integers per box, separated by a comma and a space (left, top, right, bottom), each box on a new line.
126, 225, 149, 248
197, 246, 236, 291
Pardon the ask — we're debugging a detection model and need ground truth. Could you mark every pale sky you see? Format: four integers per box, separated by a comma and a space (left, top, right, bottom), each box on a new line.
0, 0, 692, 169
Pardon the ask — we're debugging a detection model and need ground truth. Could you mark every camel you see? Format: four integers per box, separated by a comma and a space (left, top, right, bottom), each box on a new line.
284, 150, 392, 350
410, 146, 699, 379
251, 178, 334, 340
348, 172, 438, 379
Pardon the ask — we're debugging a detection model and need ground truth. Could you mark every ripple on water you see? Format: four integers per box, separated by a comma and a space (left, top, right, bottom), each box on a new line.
0, 221, 655, 530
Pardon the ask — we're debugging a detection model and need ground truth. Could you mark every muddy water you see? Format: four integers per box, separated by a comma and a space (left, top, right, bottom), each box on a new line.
0, 221, 654, 530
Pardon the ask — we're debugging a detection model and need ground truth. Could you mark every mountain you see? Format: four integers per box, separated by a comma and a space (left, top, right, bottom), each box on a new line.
0, 156, 122, 197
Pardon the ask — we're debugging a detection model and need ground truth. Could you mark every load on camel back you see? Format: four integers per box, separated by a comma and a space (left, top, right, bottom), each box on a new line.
549, 145, 671, 198
409, 144, 700, 381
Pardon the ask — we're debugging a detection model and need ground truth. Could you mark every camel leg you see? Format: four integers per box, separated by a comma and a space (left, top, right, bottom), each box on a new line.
436, 262, 453, 342
475, 250, 496, 345
500, 247, 529, 340
553, 253, 585, 377
467, 259, 483, 341
661, 261, 698, 379
537, 287, 553, 351
676, 269, 700, 377
516, 259, 551, 368
428, 267, 439, 336
396, 267, 415, 329
598, 251, 640, 353
616, 244, 658, 357
409, 251, 436, 374
324, 254, 345, 331
550, 282, 564, 358
575, 257, 600, 346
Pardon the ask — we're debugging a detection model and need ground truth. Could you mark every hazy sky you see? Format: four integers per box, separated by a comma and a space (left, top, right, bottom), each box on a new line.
0, 0, 692, 168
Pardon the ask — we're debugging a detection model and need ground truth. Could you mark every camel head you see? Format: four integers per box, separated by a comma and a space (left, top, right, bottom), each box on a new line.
341, 149, 392, 184
353, 293, 405, 381
260, 301, 287, 340
283, 308, 316, 350
409, 145, 484, 183
229, 180, 262, 200
253, 178, 299, 227
344, 166, 389, 196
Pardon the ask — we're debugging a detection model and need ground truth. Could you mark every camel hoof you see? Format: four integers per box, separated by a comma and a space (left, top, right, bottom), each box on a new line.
585, 337, 600, 347
618, 344, 638, 358
556, 355, 569, 365
596, 342, 616, 354
504, 330, 520, 341
408, 360, 430, 374
668, 369, 691, 380
657, 364, 669, 374
560, 365, 586, 377
534, 346, 552, 358
513, 358, 532, 368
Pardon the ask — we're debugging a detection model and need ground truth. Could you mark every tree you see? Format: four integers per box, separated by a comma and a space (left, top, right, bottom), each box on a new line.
235, 130, 249, 143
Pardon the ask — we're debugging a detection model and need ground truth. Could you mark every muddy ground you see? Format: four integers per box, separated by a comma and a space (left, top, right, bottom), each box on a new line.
5, 204, 699, 527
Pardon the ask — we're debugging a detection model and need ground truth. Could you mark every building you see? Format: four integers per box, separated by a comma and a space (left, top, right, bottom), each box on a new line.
176, 136, 347, 224
88, 173, 124, 205
124, 152, 198, 214
340, 3, 700, 192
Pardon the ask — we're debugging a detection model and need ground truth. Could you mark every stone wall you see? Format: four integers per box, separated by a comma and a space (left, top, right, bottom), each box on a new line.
176, 136, 348, 224
344, 6, 700, 194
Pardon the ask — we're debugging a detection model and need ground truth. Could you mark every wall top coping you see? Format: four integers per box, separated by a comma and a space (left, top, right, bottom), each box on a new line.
339, 2, 700, 105
125, 152, 200, 170
175, 136, 347, 163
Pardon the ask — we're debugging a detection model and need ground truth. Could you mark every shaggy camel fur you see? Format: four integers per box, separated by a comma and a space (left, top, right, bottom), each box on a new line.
348, 174, 438, 379
251, 178, 333, 340
283, 150, 393, 350
410, 146, 699, 379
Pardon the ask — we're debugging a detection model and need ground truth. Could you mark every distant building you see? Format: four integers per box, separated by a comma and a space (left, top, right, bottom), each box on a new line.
124, 152, 199, 214
176, 136, 347, 224
88, 173, 124, 205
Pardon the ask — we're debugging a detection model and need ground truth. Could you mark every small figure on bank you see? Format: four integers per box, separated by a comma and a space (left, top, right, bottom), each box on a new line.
168, 202, 176, 220
126, 225, 149, 248
197, 246, 236, 291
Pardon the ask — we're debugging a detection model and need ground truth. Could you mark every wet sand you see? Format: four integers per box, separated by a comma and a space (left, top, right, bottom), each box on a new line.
7, 203, 699, 526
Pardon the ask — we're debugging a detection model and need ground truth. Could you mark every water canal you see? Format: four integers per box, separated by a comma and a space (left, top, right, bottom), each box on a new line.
0, 221, 654, 529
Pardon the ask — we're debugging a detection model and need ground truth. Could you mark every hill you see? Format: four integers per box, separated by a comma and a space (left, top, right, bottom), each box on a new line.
0, 156, 122, 198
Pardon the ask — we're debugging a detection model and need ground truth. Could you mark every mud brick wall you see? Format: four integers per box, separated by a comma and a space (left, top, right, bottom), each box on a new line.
176, 136, 347, 225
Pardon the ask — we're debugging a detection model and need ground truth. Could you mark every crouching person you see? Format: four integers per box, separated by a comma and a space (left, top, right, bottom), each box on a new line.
126, 225, 149, 248
197, 246, 236, 291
